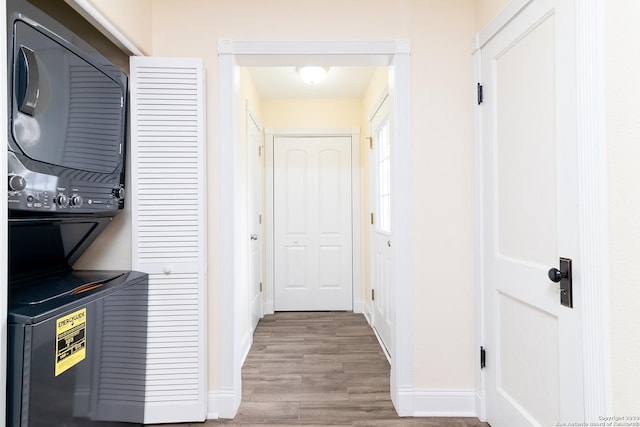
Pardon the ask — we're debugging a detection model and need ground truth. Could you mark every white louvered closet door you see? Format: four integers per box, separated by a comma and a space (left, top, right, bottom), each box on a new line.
129, 57, 207, 424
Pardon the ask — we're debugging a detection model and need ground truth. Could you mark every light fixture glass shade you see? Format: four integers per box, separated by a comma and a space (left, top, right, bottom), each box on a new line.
297, 66, 328, 85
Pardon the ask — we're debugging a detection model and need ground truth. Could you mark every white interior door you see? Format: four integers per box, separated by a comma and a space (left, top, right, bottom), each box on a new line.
248, 111, 263, 331
369, 95, 392, 356
274, 136, 352, 311
480, 1, 584, 425
130, 57, 207, 424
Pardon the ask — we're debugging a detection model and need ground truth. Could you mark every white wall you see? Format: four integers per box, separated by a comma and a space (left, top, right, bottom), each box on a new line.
605, 0, 640, 415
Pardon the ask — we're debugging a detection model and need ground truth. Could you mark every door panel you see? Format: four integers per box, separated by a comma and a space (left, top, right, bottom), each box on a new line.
248, 112, 263, 332
481, 1, 583, 426
274, 136, 352, 311
370, 95, 392, 356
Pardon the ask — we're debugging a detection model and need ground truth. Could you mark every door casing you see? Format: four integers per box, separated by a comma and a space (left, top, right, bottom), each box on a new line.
218, 39, 413, 418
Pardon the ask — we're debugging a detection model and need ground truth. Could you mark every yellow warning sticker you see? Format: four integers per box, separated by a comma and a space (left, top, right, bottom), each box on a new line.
55, 308, 87, 376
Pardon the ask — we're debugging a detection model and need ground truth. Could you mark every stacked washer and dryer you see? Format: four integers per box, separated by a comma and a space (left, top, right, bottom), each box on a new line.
6, 0, 148, 425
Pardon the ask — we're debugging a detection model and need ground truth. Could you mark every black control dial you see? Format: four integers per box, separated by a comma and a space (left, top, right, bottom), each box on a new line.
112, 187, 125, 199
8, 175, 26, 191
55, 194, 69, 207
70, 195, 84, 207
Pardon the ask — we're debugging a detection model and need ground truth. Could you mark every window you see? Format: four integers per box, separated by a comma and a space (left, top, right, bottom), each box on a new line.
376, 121, 391, 233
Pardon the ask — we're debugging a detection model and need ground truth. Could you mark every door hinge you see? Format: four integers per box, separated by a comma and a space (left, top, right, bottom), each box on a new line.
258, 145, 263, 157
480, 346, 486, 369
367, 136, 373, 149
477, 83, 484, 105
370, 212, 374, 225
259, 282, 263, 292
259, 214, 262, 225
371, 289, 375, 301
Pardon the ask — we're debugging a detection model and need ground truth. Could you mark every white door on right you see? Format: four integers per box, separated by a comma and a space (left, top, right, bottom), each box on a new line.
481, 0, 584, 426
370, 95, 392, 357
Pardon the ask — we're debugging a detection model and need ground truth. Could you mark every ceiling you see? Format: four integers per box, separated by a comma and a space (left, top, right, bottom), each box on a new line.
247, 66, 378, 99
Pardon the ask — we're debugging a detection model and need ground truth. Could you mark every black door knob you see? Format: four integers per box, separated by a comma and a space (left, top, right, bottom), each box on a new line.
548, 267, 566, 283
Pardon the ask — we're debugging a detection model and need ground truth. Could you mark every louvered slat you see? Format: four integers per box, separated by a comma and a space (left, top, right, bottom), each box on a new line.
129, 57, 206, 424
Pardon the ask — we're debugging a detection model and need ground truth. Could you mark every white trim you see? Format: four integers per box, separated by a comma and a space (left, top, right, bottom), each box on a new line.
207, 392, 220, 420
264, 132, 275, 316
247, 107, 263, 136
219, 39, 412, 419
264, 128, 361, 314
64, 0, 145, 56
0, 3, 8, 423
472, 43, 486, 423
265, 127, 359, 136
368, 91, 390, 122
216, 389, 238, 419
351, 129, 363, 314
476, 0, 534, 48
218, 51, 243, 418
412, 390, 477, 417
388, 47, 413, 417
240, 329, 253, 366
574, 0, 612, 419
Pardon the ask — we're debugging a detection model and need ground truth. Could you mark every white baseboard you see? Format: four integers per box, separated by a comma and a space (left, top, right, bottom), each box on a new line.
411, 389, 477, 417
207, 391, 219, 419
363, 301, 373, 324
209, 389, 240, 419
353, 299, 364, 314
475, 387, 486, 421
210, 387, 475, 419
241, 329, 253, 366
263, 302, 274, 315
394, 385, 415, 416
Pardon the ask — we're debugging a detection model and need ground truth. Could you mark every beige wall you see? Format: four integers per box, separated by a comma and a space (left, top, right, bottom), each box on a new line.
475, 0, 508, 31
149, 0, 477, 392
605, 0, 640, 415
262, 99, 362, 129
84, 0, 153, 55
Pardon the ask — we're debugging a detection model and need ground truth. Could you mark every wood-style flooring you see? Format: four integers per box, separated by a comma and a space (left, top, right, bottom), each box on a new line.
154, 312, 490, 426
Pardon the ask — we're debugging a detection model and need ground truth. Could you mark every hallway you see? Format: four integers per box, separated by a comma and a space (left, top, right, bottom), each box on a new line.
156, 312, 490, 426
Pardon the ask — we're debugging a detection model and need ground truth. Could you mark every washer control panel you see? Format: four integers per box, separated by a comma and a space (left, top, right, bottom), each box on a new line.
8, 152, 125, 213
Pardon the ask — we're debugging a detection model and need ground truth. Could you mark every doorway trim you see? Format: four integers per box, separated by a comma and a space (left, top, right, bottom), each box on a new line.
472, 0, 610, 421
264, 127, 361, 315
218, 39, 413, 417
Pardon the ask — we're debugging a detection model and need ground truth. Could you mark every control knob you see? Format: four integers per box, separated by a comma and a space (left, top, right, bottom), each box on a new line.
70, 194, 84, 207
112, 186, 125, 199
55, 193, 69, 207
8, 174, 26, 191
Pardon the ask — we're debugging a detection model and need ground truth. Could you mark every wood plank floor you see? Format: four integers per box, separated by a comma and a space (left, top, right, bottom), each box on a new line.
155, 312, 490, 426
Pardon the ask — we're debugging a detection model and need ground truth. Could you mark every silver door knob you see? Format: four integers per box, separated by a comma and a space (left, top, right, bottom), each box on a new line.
387, 240, 391, 247
250, 234, 258, 240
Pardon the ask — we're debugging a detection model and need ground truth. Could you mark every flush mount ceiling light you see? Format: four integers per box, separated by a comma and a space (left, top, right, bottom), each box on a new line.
297, 66, 329, 85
